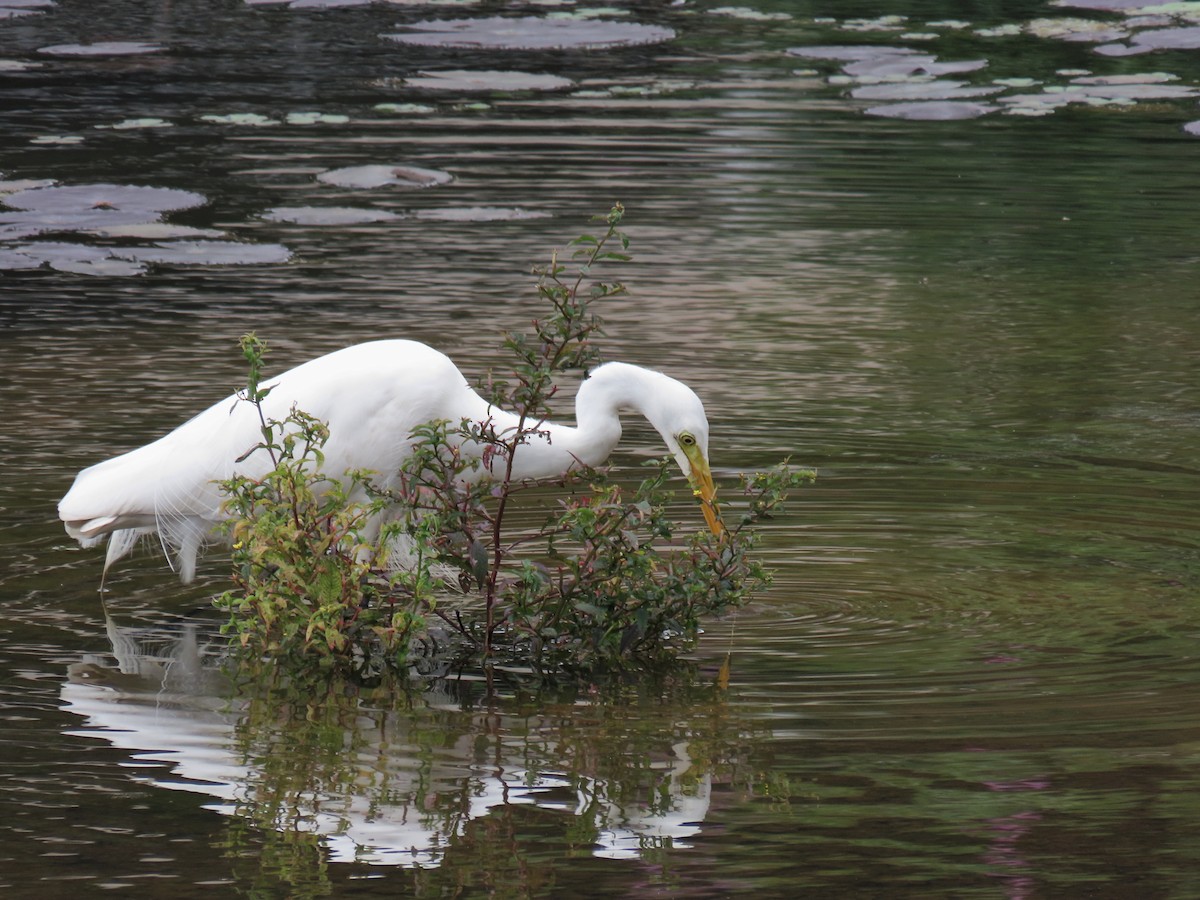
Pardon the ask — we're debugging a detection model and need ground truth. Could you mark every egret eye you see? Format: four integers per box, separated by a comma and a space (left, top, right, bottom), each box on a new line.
679, 432, 696, 447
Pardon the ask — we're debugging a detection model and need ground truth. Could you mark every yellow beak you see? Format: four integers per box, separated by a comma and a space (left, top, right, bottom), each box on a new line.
682, 443, 724, 537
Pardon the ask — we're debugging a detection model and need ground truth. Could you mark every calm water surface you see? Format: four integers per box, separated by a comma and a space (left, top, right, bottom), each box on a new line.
2, 0, 1199, 896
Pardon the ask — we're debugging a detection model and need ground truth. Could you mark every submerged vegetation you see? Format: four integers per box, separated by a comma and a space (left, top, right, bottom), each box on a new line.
215, 206, 812, 681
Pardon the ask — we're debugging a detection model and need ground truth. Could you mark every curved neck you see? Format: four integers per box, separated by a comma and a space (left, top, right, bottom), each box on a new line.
479, 364, 656, 480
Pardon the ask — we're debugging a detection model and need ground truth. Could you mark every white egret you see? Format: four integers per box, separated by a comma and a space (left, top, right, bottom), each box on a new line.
59, 339, 722, 583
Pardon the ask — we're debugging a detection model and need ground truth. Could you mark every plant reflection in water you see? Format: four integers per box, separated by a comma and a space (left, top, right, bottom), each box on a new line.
61, 606, 762, 883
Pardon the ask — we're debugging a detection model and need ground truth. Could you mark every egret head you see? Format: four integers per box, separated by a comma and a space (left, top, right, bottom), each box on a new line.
640, 374, 724, 538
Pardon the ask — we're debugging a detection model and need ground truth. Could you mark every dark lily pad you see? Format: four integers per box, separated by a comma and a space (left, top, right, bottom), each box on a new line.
263, 206, 403, 225
864, 101, 997, 120
405, 69, 574, 92
384, 16, 675, 51
37, 41, 165, 56
316, 164, 453, 189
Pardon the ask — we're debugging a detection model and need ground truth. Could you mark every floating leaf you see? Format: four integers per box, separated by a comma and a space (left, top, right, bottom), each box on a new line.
787, 45, 922, 62
975, 23, 1022, 37
0, 241, 147, 276
83, 223, 227, 240
1096, 24, 1200, 54
30, 134, 84, 145
37, 41, 164, 56
384, 16, 675, 51
3, 183, 205, 215
316, 164, 453, 189
372, 102, 436, 114
851, 80, 1002, 101
115, 240, 292, 266
0, 178, 56, 195
200, 112, 280, 126
1026, 17, 1129, 41
286, 111, 351, 125
414, 206, 551, 222
708, 6, 792, 21
841, 54, 988, 78
864, 100, 997, 120
404, 69, 574, 92
96, 117, 173, 130
840, 15, 908, 32
263, 206, 403, 225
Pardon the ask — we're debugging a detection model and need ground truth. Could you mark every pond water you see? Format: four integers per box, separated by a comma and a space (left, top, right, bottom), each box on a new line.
2, 0, 1200, 895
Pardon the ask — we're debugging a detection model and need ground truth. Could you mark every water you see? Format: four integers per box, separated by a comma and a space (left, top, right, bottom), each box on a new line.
2, 0, 1200, 895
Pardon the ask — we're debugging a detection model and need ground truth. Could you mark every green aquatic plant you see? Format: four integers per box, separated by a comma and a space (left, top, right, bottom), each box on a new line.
216, 205, 813, 680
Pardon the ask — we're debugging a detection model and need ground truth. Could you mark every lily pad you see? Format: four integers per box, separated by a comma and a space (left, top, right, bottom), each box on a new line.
0, 0, 51, 17
413, 206, 551, 222
975, 23, 1022, 37
864, 101, 997, 120
840, 15, 908, 32
998, 77, 1197, 114
316, 164, 453, 189
96, 117, 174, 130
0, 241, 148, 276
0, 178, 56, 195
287, 0, 370, 7
262, 206, 402, 225
115, 240, 292, 267
1026, 17, 1129, 41
1095, 24, 1200, 54
404, 69, 574, 92
286, 111, 351, 125
707, 6, 792, 20
851, 80, 1002, 101
841, 54, 988, 78
787, 45, 921, 62
384, 16, 675, 51
4, 183, 205, 215
83, 223, 226, 240
200, 112, 281, 126
30, 134, 84, 145
37, 41, 164, 56
372, 102, 437, 114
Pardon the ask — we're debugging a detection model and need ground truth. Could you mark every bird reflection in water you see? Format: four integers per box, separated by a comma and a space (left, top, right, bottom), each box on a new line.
61, 606, 725, 868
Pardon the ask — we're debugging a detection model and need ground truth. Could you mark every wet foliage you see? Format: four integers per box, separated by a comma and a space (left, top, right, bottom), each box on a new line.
216, 207, 811, 682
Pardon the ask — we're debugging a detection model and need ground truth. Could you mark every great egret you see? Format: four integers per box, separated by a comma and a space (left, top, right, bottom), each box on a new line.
59, 339, 722, 583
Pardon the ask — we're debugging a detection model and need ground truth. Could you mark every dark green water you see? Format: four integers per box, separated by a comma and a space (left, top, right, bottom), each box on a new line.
2, 0, 1199, 896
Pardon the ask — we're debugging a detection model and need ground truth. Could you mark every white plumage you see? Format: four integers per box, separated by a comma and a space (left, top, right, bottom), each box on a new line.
59, 339, 721, 583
